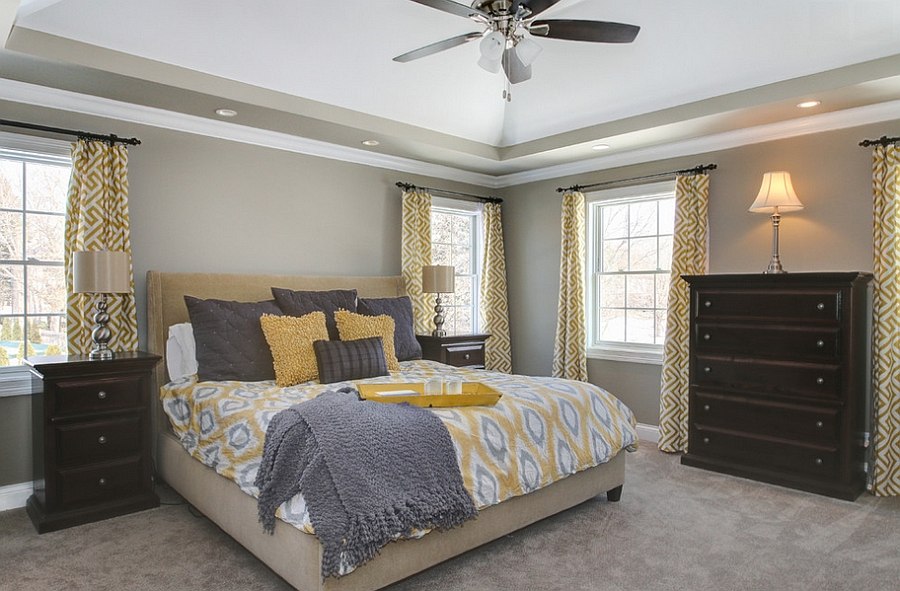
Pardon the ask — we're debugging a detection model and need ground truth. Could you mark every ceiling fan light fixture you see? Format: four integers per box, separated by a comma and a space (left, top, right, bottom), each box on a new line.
515, 37, 542, 67
479, 31, 506, 60
478, 55, 502, 73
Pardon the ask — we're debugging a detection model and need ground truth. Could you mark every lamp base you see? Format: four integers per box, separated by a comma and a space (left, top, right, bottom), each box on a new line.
89, 347, 115, 360
764, 256, 787, 274
763, 212, 788, 274
432, 294, 447, 338
88, 294, 116, 361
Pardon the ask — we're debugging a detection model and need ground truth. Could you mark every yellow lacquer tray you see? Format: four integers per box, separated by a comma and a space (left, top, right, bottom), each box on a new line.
357, 382, 502, 408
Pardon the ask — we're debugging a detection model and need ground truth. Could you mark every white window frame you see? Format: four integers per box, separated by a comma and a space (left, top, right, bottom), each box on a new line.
586, 180, 676, 365
0, 132, 71, 396
430, 196, 483, 335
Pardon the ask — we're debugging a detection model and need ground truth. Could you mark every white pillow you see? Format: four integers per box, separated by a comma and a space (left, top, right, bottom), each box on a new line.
166, 322, 198, 381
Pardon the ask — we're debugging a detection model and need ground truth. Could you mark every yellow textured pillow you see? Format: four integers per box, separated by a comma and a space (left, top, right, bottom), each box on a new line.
259, 312, 329, 387
334, 310, 400, 371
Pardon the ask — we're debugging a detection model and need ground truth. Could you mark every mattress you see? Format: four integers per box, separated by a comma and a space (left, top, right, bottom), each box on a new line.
160, 359, 637, 541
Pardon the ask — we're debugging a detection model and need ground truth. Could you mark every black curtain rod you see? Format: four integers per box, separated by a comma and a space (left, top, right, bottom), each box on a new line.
556, 163, 718, 193
859, 135, 900, 147
396, 181, 502, 204
0, 119, 141, 146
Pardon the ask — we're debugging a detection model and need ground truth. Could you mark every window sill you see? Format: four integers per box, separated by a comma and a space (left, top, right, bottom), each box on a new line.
587, 346, 663, 366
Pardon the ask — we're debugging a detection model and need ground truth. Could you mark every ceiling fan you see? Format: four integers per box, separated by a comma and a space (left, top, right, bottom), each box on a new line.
393, 0, 640, 87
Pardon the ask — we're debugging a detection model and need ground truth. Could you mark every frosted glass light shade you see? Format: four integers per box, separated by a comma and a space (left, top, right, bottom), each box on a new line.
479, 31, 505, 60
478, 54, 502, 73
422, 265, 455, 294
749, 171, 804, 213
515, 37, 542, 67
73, 250, 131, 294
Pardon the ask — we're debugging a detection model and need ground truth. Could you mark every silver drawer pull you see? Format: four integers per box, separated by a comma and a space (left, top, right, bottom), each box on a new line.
816, 340, 825, 348
703, 333, 711, 341
703, 300, 712, 308
98, 477, 107, 486
702, 437, 710, 444
98, 435, 107, 445
97, 390, 107, 400
464, 353, 471, 360
816, 377, 825, 385
815, 421, 824, 429
703, 404, 710, 411
814, 458, 823, 466
816, 302, 825, 311
703, 366, 711, 374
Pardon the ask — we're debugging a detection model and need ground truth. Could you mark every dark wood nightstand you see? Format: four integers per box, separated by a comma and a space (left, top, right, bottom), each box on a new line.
417, 334, 490, 369
25, 351, 161, 533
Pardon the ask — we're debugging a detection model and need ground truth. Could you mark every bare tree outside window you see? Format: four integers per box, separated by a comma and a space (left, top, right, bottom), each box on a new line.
431, 206, 480, 335
0, 154, 69, 368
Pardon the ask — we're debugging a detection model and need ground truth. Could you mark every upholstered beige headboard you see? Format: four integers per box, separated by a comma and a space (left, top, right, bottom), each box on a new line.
146, 271, 405, 437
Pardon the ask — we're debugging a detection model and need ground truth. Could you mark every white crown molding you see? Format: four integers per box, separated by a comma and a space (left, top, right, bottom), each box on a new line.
495, 99, 900, 187
2, 77, 898, 190
0, 481, 33, 512
0, 78, 498, 187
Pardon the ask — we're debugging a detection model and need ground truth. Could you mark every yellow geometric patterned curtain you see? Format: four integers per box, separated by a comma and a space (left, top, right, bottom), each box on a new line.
552, 190, 587, 381
65, 140, 138, 355
400, 189, 433, 335
480, 202, 512, 373
871, 143, 900, 496
658, 173, 710, 453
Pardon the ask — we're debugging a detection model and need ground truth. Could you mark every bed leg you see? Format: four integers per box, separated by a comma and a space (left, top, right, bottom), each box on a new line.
606, 485, 623, 502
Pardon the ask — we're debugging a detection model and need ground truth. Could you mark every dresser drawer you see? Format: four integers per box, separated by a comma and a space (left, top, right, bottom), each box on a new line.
695, 289, 841, 323
57, 459, 143, 507
55, 416, 142, 466
693, 391, 840, 444
444, 344, 485, 367
694, 356, 841, 400
691, 427, 838, 479
53, 375, 143, 416
695, 323, 840, 362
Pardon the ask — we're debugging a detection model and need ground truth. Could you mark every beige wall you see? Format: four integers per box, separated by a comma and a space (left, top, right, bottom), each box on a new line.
502, 122, 894, 425
0, 100, 490, 486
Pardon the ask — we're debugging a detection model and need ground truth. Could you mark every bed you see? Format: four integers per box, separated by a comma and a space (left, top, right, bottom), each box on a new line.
147, 270, 636, 591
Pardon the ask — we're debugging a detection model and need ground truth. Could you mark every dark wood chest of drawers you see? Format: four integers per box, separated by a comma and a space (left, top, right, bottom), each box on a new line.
681, 273, 872, 500
25, 352, 160, 532
416, 334, 490, 369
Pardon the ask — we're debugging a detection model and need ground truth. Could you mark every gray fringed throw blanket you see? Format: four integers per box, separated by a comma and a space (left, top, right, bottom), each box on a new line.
255, 387, 477, 578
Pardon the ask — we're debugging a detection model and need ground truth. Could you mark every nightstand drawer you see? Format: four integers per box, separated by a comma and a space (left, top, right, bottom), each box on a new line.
695, 289, 841, 323
694, 356, 841, 400
56, 416, 142, 466
53, 375, 143, 416
445, 344, 485, 367
57, 459, 143, 507
695, 323, 840, 362
693, 391, 840, 444
691, 427, 838, 478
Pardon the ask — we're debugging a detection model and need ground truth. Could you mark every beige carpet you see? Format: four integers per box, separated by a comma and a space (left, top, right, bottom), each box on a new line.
1, 446, 897, 591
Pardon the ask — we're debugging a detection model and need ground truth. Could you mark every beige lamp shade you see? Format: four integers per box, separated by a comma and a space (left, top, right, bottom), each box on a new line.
73, 251, 131, 294
748, 171, 804, 213
422, 265, 455, 294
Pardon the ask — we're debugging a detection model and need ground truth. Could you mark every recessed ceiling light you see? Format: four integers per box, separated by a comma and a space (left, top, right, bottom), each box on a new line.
362, 139, 380, 147
592, 144, 610, 151
796, 100, 821, 109
215, 108, 237, 118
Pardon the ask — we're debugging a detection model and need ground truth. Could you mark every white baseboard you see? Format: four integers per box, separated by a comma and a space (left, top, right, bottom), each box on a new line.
636, 422, 660, 444
0, 481, 33, 512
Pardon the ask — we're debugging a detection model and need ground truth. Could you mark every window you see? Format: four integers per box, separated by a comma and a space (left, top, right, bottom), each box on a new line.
587, 181, 676, 364
0, 135, 71, 372
430, 197, 481, 335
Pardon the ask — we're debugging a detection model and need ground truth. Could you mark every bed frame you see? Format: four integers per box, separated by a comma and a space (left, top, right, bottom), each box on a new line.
146, 270, 626, 591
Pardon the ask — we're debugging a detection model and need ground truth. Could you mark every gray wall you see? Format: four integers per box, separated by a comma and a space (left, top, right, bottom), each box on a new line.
502, 122, 893, 425
0, 100, 490, 487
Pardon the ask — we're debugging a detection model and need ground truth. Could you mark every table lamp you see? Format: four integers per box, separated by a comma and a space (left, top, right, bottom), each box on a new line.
748, 171, 804, 274
73, 250, 131, 359
422, 265, 455, 337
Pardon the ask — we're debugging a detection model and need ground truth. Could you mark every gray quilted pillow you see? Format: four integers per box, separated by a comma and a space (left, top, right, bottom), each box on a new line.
357, 296, 422, 361
184, 296, 281, 382
271, 287, 357, 340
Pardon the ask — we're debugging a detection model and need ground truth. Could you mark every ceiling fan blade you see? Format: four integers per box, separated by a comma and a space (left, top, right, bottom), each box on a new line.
407, 0, 490, 19
530, 19, 640, 43
502, 47, 532, 84
393, 32, 483, 63
514, 0, 564, 18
